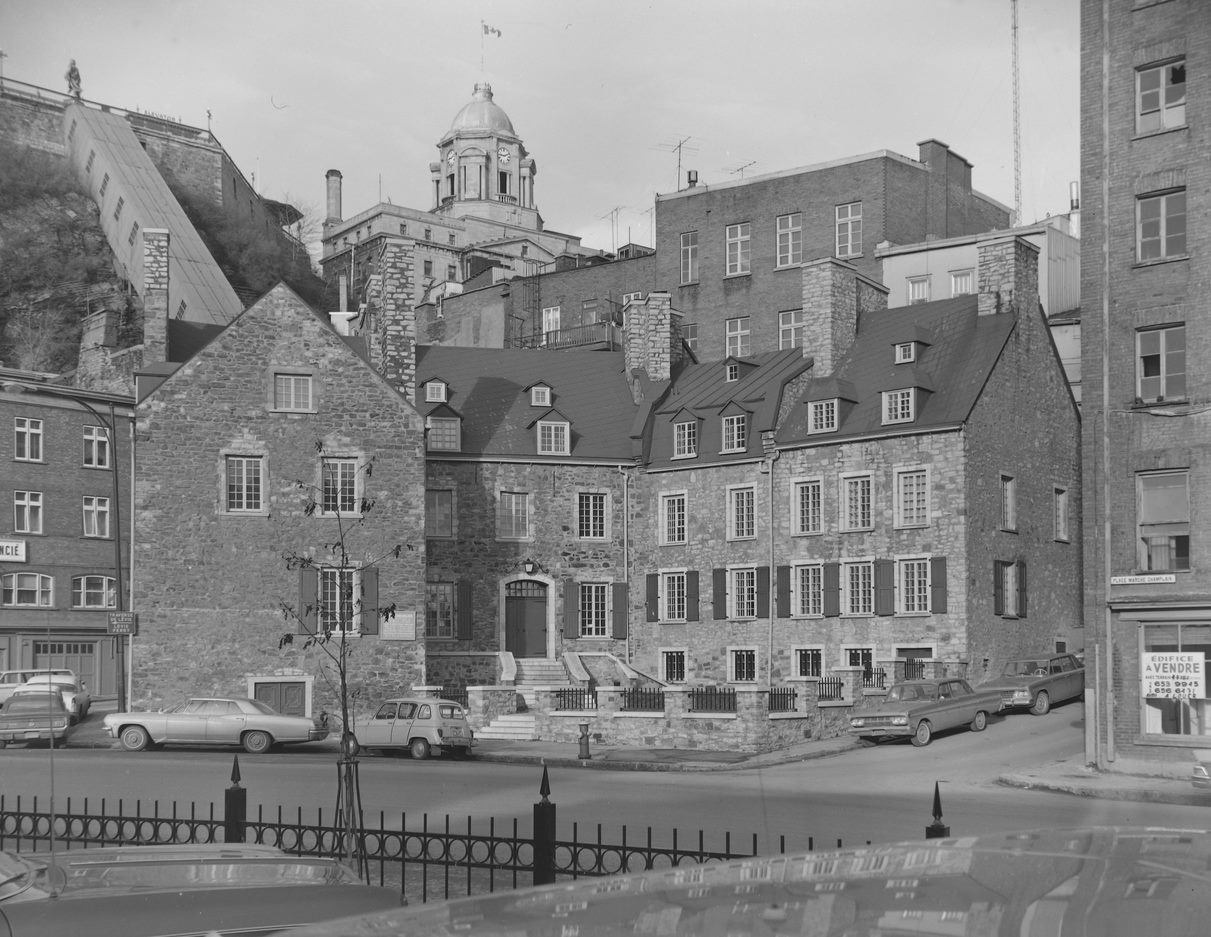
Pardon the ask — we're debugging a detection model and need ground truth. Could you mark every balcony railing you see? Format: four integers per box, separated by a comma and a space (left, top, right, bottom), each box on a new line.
688, 686, 736, 713
511, 321, 622, 351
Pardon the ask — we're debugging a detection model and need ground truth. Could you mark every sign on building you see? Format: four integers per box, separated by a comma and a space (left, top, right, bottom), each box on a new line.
1142, 652, 1206, 700
0, 540, 27, 562
107, 612, 139, 635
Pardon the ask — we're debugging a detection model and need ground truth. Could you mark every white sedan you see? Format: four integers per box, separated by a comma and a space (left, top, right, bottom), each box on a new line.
102, 697, 329, 754
11, 674, 91, 723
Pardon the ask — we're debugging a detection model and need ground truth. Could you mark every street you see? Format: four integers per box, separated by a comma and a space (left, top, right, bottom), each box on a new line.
0, 703, 1202, 853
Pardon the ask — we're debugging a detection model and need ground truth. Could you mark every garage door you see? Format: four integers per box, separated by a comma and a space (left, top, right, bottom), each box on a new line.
33, 641, 97, 688
253, 681, 306, 716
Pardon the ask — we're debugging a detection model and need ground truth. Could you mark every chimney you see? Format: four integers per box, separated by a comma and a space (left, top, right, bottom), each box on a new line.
338, 274, 348, 313
622, 292, 683, 400
800, 258, 887, 374
976, 234, 1039, 318
325, 169, 343, 225
375, 239, 417, 403
686, 170, 698, 188
141, 228, 170, 362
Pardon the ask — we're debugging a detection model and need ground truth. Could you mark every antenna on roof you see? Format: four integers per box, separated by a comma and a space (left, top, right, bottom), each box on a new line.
724, 160, 756, 179
1011, 0, 1022, 225
653, 136, 699, 190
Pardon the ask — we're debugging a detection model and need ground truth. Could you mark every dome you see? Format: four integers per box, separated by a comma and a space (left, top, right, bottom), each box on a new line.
447, 82, 516, 136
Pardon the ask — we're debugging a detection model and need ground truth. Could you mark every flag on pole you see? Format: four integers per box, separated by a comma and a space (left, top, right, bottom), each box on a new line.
483, 22, 502, 37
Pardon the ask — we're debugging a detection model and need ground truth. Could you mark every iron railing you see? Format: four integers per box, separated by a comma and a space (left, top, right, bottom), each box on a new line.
768, 687, 798, 713
817, 677, 845, 701
621, 687, 665, 711
863, 669, 887, 690
512, 321, 622, 351
439, 686, 469, 708
688, 686, 737, 713
553, 687, 598, 711
903, 658, 926, 680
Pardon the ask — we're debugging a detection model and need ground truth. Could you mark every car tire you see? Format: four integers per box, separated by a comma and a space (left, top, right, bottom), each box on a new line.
409, 738, 430, 760
911, 721, 933, 747
1031, 691, 1050, 716
120, 725, 150, 752
242, 730, 273, 754
970, 710, 988, 732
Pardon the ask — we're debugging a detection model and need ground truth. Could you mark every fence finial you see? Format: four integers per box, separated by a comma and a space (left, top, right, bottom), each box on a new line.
925, 780, 950, 839
230, 755, 242, 787
539, 765, 551, 802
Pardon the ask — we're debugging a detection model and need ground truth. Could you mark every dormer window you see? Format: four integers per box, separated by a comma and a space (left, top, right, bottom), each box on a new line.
882, 389, 915, 425
722, 414, 747, 453
425, 381, 448, 403
537, 419, 569, 455
808, 400, 837, 434
673, 419, 697, 458
427, 417, 461, 451
531, 385, 551, 407
726, 363, 740, 382
894, 342, 916, 364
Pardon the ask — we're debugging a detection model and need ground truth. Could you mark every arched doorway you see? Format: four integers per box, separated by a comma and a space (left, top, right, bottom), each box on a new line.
504, 579, 548, 658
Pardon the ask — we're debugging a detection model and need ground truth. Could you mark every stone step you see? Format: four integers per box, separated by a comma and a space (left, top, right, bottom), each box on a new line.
475, 712, 537, 741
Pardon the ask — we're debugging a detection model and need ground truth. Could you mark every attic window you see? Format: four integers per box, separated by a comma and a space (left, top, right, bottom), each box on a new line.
425, 382, 447, 403
895, 342, 916, 364
907, 276, 930, 304
531, 386, 551, 407
673, 420, 697, 458
537, 419, 569, 455
726, 363, 740, 382
427, 417, 461, 451
882, 389, 915, 424
521, 246, 529, 258
722, 414, 747, 453
808, 400, 838, 434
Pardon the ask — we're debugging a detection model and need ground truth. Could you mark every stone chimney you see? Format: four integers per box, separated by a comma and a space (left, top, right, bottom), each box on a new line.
800, 258, 888, 374
375, 238, 416, 404
325, 169, 343, 227
976, 234, 1040, 318
141, 228, 170, 363
623, 292, 684, 398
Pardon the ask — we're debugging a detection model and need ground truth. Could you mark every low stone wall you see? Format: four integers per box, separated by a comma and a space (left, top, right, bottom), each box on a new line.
466, 685, 517, 729
428, 652, 502, 690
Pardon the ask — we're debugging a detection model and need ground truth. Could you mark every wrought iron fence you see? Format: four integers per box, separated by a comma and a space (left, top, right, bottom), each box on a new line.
768, 686, 798, 713
553, 687, 598, 711
863, 668, 888, 690
688, 685, 737, 713
621, 687, 665, 711
903, 658, 927, 680
817, 676, 845, 701
440, 686, 469, 708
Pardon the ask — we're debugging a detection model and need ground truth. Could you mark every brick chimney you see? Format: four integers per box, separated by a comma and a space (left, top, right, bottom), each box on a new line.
374, 238, 416, 403
976, 234, 1039, 318
325, 169, 343, 229
800, 258, 888, 374
141, 228, 170, 362
623, 292, 684, 399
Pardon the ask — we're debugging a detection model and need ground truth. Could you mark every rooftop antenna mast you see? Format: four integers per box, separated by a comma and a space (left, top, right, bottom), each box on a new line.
601, 206, 623, 254
1011, 0, 1022, 226
727, 160, 757, 179
654, 136, 698, 190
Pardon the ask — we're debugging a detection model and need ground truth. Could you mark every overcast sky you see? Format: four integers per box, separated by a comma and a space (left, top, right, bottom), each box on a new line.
1, 0, 1079, 254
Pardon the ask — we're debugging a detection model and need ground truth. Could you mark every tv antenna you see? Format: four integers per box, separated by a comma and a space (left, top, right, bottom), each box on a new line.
653, 136, 699, 189
600, 206, 623, 254
725, 160, 757, 179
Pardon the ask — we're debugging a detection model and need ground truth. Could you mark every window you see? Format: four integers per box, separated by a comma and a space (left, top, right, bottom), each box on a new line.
882, 389, 915, 424
225, 456, 263, 513
895, 342, 916, 364
725, 223, 751, 276
399, 223, 407, 235
725, 363, 740, 382
779, 310, 804, 349
842, 562, 873, 615
531, 386, 551, 407
2, 573, 53, 608
1000, 474, 1017, 531
85, 150, 95, 173
425, 382, 447, 403
72, 575, 116, 609
730, 648, 757, 682
447, 265, 457, 281
99, 173, 109, 197
682, 323, 698, 353
426, 417, 461, 451
321, 458, 358, 514
1138, 471, 1190, 571
794, 479, 822, 535
319, 567, 357, 632
898, 558, 930, 613
424, 227, 432, 240
776, 212, 802, 267
680, 231, 699, 283
725, 317, 751, 357
497, 490, 529, 540
814, 397, 848, 437
722, 414, 747, 453
448, 232, 456, 245
907, 276, 930, 304
423, 260, 433, 277
537, 420, 569, 455
835, 202, 862, 257
426, 489, 453, 538
795, 648, 823, 678
995, 560, 1025, 617
951, 269, 974, 295
1137, 324, 1186, 402
578, 492, 606, 539
128, 221, 140, 246
895, 469, 929, 528
1137, 59, 1186, 133
660, 492, 686, 545
14, 491, 42, 534
273, 373, 313, 411
14, 417, 42, 461
728, 486, 756, 540
82, 496, 110, 538
1137, 190, 1186, 261
578, 583, 609, 636
730, 568, 757, 618
176, 300, 188, 319
662, 650, 687, 683
661, 571, 687, 621
1054, 487, 1070, 542
841, 475, 872, 531
426, 582, 454, 638
541, 306, 561, 342
673, 420, 697, 458
793, 564, 823, 616
113, 197, 124, 221
1141, 622, 1211, 738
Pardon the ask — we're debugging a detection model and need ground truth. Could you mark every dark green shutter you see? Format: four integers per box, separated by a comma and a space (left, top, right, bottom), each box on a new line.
756, 566, 771, 618
359, 567, 379, 635
713, 568, 727, 619
299, 566, 318, 631
646, 574, 660, 622
775, 566, 791, 618
686, 571, 700, 622
1017, 560, 1027, 618
563, 579, 579, 639
929, 557, 948, 613
993, 561, 1005, 616
823, 562, 840, 618
456, 580, 473, 639
873, 559, 894, 616
612, 582, 628, 639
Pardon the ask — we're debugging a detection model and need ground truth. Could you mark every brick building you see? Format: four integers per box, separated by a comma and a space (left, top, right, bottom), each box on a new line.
1081, 0, 1211, 774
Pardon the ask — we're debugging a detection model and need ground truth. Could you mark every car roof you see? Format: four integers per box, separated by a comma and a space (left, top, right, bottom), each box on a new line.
381, 698, 463, 706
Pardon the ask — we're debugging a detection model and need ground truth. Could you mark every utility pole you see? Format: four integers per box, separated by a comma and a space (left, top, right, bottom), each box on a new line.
1011, 0, 1022, 226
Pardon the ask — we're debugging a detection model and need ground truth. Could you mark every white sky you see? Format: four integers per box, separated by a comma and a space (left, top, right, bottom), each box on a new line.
1, 0, 1079, 254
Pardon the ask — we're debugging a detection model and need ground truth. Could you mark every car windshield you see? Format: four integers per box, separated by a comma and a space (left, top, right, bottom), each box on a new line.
887, 684, 936, 702
247, 699, 278, 715
1003, 660, 1044, 676
4, 696, 65, 713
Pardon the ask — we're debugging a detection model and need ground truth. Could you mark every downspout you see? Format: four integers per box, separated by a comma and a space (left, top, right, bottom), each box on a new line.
1098, 0, 1115, 767
765, 450, 780, 689
619, 465, 631, 664
126, 410, 136, 711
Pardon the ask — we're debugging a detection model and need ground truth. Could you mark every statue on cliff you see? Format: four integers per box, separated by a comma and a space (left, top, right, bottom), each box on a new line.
65, 59, 81, 100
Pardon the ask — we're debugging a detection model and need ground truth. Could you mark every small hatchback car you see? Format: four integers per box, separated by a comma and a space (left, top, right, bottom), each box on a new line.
348, 697, 473, 759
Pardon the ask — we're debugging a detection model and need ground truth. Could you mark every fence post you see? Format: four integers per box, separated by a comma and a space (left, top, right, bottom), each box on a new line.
925, 781, 949, 840
533, 766, 556, 886
224, 755, 247, 843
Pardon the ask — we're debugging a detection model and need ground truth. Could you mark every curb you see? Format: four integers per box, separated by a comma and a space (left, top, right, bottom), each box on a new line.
996, 772, 1207, 806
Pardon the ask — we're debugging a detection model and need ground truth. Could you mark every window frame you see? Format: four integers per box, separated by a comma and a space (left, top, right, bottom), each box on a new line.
82, 425, 111, 468
536, 419, 570, 455
1, 572, 53, 608
1136, 323, 1186, 403
894, 342, 916, 364
1136, 58, 1186, 134
894, 467, 930, 529
1136, 189, 1187, 262
950, 268, 974, 295
82, 495, 111, 539
660, 570, 688, 622
223, 455, 265, 515
792, 563, 824, 617
320, 457, 359, 516
424, 382, 447, 403
793, 478, 823, 536
531, 386, 551, 407
897, 557, 931, 615
778, 309, 804, 350
882, 389, 915, 425
271, 372, 316, 413
728, 646, 758, 683
792, 646, 824, 679
1054, 486, 1070, 543
72, 574, 117, 610
426, 416, 461, 451
841, 561, 874, 616
14, 490, 43, 535
425, 488, 455, 539
840, 474, 873, 532
776, 212, 803, 268
907, 276, 930, 304
1137, 470, 1190, 572
497, 489, 531, 541
727, 485, 756, 541
725, 222, 752, 276
680, 231, 699, 284
725, 316, 751, 357
729, 566, 758, 619
659, 491, 687, 545
578, 582, 610, 637
318, 566, 361, 633
835, 202, 862, 258
721, 414, 747, 454
577, 491, 608, 540
661, 648, 688, 684
808, 400, 837, 434
425, 581, 456, 638
672, 420, 697, 459
14, 417, 43, 462
1000, 474, 1017, 532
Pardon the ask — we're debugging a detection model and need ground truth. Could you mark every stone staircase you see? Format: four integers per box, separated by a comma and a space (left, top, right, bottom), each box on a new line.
474, 658, 572, 742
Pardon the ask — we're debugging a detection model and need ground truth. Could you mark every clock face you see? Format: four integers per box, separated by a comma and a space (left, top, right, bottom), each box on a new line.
447, 151, 456, 165
497, 146, 511, 164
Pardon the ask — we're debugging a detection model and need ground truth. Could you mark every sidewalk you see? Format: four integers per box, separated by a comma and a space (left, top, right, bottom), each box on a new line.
66, 707, 1207, 806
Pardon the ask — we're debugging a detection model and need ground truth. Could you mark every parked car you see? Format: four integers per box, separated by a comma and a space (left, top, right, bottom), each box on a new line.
11, 674, 91, 723
102, 696, 329, 754
848, 677, 1003, 747
1193, 752, 1211, 790
0, 695, 71, 747
0, 670, 74, 706
348, 697, 473, 759
978, 652, 1085, 715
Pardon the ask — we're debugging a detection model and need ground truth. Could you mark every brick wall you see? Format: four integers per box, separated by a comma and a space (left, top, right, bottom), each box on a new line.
0, 91, 66, 154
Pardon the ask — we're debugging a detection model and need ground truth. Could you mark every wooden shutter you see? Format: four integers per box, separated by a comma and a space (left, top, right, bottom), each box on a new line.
612, 582, 628, 639
873, 559, 894, 616
713, 568, 727, 620
1017, 560, 1028, 618
359, 567, 379, 635
993, 561, 1004, 616
686, 571, 700, 622
646, 574, 660, 622
823, 562, 841, 618
456, 580, 473, 639
775, 566, 791, 618
756, 566, 771, 618
299, 567, 318, 631
563, 579, 579, 639
929, 557, 948, 613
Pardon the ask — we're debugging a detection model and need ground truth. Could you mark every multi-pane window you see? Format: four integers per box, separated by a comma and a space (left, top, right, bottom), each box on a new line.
907, 276, 930, 304
898, 558, 930, 613
725, 316, 751, 356
578, 492, 606, 539
846, 647, 874, 673
72, 575, 116, 609
728, 486, 756, 540
779, 309, 804, 349
113, 196, 124, 221
673, 420, 697, 458
895, 469, 929, 528
661, 571, 687, 621
83, 425, 110, 468
498, 490, 529, 540
794, 564, 823, 616
663, 650, 687, 683
541, 306, 561, 341
1054, 487, 1070, 542
841, 475, 872, 531
1000, 474, 1017, 531
809, 400, 837, 434
776, 212, 802, 267
14, 418, 42, 461
722, 414, 747, 453
843, 562, 873, 615
537, 420, 569, 455
660, 493, 687, 544
319, 567, 357, 632
321, 458, 357, 514
427, 417, 461, 451
1138, 471, 1190, 571
951, 269, 974, 295
731, 568, 758, 618
1137, 59, 1186, 133
2, 573, 53, 608
1137, 190, 1186, 261
225, 456, 263, 512
882, 389, 914, 424
424, 382, 447, 403
725, 363, 740, 382
425, 489, 454, 538
895, 342, 916, 364
999, 561, 1020, 617
730, 648, 757, 682
273, 373, 313, 411
680, 231, 698, 283
1141, 622, 1211, 738
725, 223, 751, 276
82, 496, 110, 538
835, 202, 862, 257
579, 583, 609, 637
128, 221, 140, 246
1137, 324, 1186, 402
531, 386, 551, 406
426, 582, 455, 638
794, 480, 822, 535
682, 323, 698, 354
99, 173, 109, 197
795, 648, 823, 678
14, 491, 42, 534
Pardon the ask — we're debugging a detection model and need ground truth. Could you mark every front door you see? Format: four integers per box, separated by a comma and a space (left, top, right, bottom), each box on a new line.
505, 580, 547, 658
254, 681, 306, 716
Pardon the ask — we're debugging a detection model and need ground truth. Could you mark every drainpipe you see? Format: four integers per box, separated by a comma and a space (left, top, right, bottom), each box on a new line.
619, 465, 631, 664
764, 450, 780, 689
1098, 0, 1115, 767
